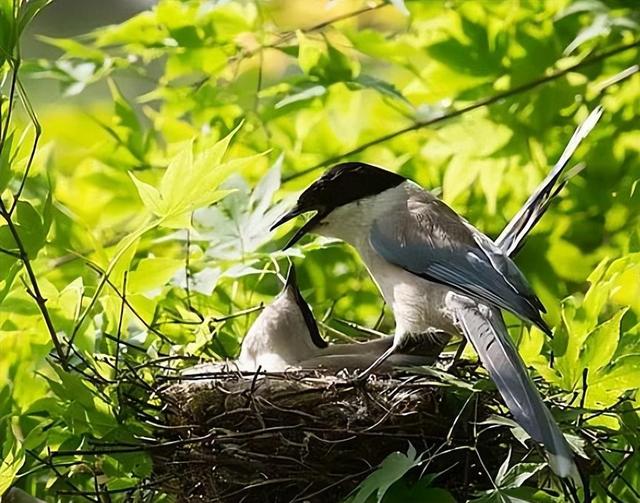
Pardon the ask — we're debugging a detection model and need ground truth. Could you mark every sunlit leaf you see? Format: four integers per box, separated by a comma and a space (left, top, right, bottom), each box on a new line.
350, 444, 423, 503
0, 437, 24, 495
297, 30, 324, 75
130, 173, 162, 214
581, 308, 627, 374
128, 257, 183, 295
15, 201, 45, 258
275, 84, 326, 109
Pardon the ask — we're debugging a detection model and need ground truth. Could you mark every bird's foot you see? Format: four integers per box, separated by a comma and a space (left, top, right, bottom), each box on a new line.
446, 357, 477, 376
351, 369, 372, 383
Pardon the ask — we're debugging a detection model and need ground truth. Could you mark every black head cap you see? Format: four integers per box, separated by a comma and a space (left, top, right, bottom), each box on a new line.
270, 162, 405, 248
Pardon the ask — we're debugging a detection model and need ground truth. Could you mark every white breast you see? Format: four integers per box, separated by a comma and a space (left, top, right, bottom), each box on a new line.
357, 238, 457, 336
237, 290, 320, 372
316, 182, 457, 337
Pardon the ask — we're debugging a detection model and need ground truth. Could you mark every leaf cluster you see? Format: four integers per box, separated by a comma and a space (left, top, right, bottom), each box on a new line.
0, 0, 639, 501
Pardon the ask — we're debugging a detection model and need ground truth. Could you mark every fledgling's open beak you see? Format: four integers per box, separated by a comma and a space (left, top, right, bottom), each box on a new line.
270, 205, 324, 249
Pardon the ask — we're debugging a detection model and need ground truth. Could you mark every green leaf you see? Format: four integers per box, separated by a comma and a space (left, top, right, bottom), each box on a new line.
275, 84, 326, 109
107, 79, 150, 160
480, 158, 507, 215
144, 123, 252, 227
193, 156, 292, 262
17, 0, 52, 36
15, 201, 45, 258
497, 462, 545, 489
382, 479, 455, 502
350, 444, 423, 503
0, 1, 17, 61
581, 308, 627, 374
442, 156, 481, 204
471, 486, 562, 503
158, 139, 195, 209
128, 257, 183, 295
0, 130, 16, 192
296, 30, 324, 75
555, 0, 608, 20
590, 355, 640, 392
349, 75, 409, 104
546, 239, 593, 282
0, 261, 21, 305
563, 13, 610, 55
322, 42, 359, 82
0, 436, 25, 495
130, 173, 162, 214
38, 35, 104, 61
108, 79, 142, 134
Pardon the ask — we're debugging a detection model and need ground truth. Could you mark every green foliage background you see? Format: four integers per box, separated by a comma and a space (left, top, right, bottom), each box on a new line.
1, 0, 639, 501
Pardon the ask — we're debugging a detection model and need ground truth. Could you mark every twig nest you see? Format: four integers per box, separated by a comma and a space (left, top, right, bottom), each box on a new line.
152, 365, 521, 502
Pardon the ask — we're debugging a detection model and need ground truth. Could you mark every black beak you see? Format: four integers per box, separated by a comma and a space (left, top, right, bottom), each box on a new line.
282, 263, 327, 349
284, 263, 298, 290
270, 205, 325, 250
270, 206, 304, 232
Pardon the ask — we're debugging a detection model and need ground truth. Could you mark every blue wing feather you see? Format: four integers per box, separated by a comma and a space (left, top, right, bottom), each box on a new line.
369, 189, 550, 334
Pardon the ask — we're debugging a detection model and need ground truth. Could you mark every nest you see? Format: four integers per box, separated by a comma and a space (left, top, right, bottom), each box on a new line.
151, 365, 533, 503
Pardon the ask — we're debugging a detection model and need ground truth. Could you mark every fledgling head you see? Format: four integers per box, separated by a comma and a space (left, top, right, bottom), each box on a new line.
270, 162, 406, 248
237, 265, 326, 372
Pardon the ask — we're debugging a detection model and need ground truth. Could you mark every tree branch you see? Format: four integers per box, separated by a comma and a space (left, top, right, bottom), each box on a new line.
8, 79, 42, 216
192, 1, 389, 89
0, 199, 67, 367
283, 38, 640, 183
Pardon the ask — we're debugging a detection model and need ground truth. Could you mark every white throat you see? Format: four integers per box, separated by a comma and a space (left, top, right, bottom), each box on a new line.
314, 182, 412, 246
314, 180, 456, 337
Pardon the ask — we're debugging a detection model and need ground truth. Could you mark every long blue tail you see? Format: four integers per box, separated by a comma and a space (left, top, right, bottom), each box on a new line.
451, 295, 577, 479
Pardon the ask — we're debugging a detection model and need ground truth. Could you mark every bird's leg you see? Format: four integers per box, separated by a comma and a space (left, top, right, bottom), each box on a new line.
353, 329, 451, 381
445, 339, 470, 374
353, 345, 397, 381
452, 339, 467, 364
406, 329, 451, 358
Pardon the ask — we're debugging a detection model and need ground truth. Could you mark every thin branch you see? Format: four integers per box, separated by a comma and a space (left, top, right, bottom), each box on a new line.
577, 367, 588, 427
593, 447, 640, 500
184, 225, 193, 310
9, 78, 42, 215
284, 38, 640, 183
0, 246, 20, 258
67, 218, 158, 350
114, 271, 128, 378
26, 450, 98, 503
189, 1, 388, 90
103, 332, 155, 354
71, 258, 172, 342
0, 57, 19, 150
0, 200, 66, 366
